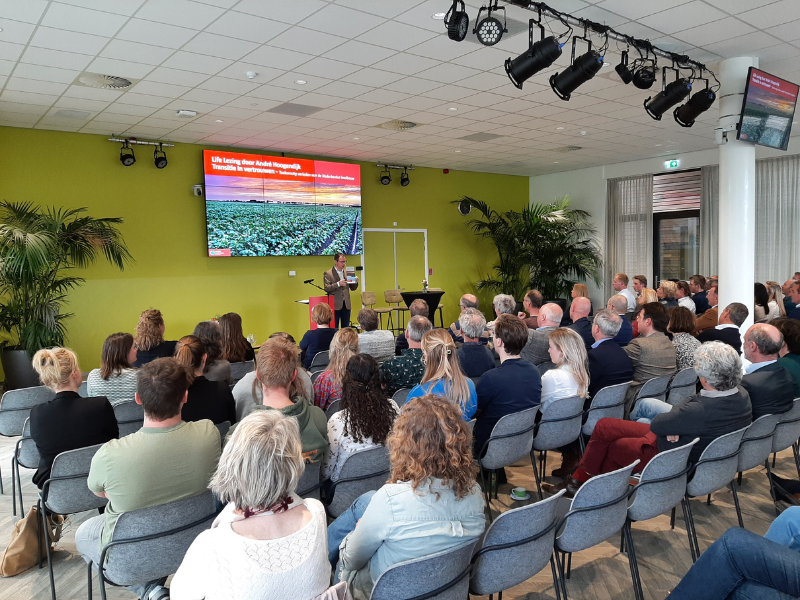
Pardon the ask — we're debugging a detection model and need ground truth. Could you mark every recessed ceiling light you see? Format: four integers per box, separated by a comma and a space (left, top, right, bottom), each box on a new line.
294, 79, 307, 85
0, 27, 4, 33
556, 126, 564, 130
448, 107, 458, 111
655, 143, 662, 147
215, 119, 224, 123
454, 150, 461, 153
353, 137, 360, 140
553, 161, 559, 164
251, 103, 258, 106
432, 12, 446, 19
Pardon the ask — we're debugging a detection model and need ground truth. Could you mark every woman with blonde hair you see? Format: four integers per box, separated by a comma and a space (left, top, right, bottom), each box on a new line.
174, 335, 236, 425
766, 281, 786, 320
658, 280, 679, 309
133, 308, 177, 367
313, 327, 359, 410
300, 303, 337, 369
218, 312, 255, 363
29, 348, 118, 487
170, 411, 331, 600
405, 329, 477, 420
541, 328, 589, 410
328, 395, 485, 600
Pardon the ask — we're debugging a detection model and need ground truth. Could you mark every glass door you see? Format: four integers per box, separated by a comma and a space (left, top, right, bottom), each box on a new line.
653, 210, 699, 286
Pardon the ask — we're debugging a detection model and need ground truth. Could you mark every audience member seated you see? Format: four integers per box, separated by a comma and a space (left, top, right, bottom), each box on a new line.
76, 358, 220, 600
323, 355, 398, 483
657, 280, 679, 309
633, 275, 647, 297
632, 289, 659, 338
612, 273, 636, 313
456, 308, 495, 377
676, 281, 696, 313
694, 284, 719, 334
300, 303, 337, 369
774, 318, 800, 396
541, 328, 589, 411
406, 329, 477, 420
669, 307, 701, 370
395, 299, 430, 355
233, 332, 313, 422
787, 279, 800, 320
487, 293, 517, 330
327, 395, 485, 599
568, 284, 593, 322
519, 289, 543, 329
547, 342, 751, 497
567, 296, 593, 349
474, 314, 541, 456
313, 328, 359, 411
170, 411, 330, 600
86, 332, 139, 405
623, 302, 677, 417
784, 278, 798, 315
767, 280, 788, 320
697, 302, 748, 354
192, 320, 231, 384
30, 348, 118, 489
132, 308, 177, 367
252, 338, 328, 464
741, 323, 795, 420
448, 294, 489, 345
689, 275, 709, 315
587, 310, 634, 399
356, 308, 394, 364
754, 282, 775, 323
380, 316, 432, 397
604, 295, 633, 346
174, 335, 236, 425
521, 303, 562, 365
218, 312, 256, 363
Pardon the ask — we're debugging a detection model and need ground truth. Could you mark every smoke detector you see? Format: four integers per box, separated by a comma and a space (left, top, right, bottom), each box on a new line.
176, 109, 198, 118
379, 119, 417, 131
74, 73, 134, 90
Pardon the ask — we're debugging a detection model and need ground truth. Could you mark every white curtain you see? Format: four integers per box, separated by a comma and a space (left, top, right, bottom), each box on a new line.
606, 174, 653, 300
755, 155, 800, 282
699, 165, 719, 276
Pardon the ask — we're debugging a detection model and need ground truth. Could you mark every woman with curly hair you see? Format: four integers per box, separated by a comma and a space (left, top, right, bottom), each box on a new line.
313, 327, 359, 410
218, 312, 256, 363
133, 308, 177, 367
192, 320, 231, 383
323, 354, 398, 483
327, 394, 485, 600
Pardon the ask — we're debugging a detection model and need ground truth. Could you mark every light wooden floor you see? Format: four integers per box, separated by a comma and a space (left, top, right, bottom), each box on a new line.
0, 431, 791, 600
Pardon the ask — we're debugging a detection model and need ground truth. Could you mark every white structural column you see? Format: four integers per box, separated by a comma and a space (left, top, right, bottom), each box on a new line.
718, 56, 758, 332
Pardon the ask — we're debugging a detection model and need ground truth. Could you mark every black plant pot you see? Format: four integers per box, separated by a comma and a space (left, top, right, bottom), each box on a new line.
1, 347, 41, 390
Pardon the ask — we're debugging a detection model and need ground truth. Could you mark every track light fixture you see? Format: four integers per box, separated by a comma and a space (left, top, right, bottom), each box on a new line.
645, 68, 693, 121
153, 143, 168, 169
674, 81, 717, 128
505, 15, 564, 90
550, 35, 604, 101
633, 61, 657, 90
380, 169, 392, 185
400, 168, 410, 187
444, 0, 469, 42
615, 51, 633, 84
119, 141, 135, 167
474, 0, 507, 46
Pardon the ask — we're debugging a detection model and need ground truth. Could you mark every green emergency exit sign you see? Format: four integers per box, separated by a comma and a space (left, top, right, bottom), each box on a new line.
665, 159, 680, 169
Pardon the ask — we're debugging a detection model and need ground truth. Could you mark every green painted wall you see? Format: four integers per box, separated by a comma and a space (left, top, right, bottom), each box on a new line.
0, 126, 528, 371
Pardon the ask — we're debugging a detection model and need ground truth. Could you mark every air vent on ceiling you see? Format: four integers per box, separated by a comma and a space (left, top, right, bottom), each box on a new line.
74, 73, 134, 90
458, 132, 503, 142
266, 103, 324, 117
553, 145, 583, 153
379, 119, 417, 131
53, 109, 90, 119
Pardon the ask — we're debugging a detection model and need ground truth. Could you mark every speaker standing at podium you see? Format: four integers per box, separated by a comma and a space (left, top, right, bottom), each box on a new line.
324, 253, 358, 329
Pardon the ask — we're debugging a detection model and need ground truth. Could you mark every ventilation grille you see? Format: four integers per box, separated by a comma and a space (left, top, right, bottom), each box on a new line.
653, 169, 701, 213
266, 103, 324, 117
458, 132, 503, 142
379, 119, 417, 131
552, 145, 583, 153
53, 109, 90, 119
74, 73, 134, 89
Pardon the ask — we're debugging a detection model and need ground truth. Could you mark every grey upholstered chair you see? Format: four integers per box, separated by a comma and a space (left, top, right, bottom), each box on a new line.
392, 388, 411, 405
325, 398, 342, 419
0, 385, 54, 494
77, 381, 88, 396
667, 368, 698, 406
297, 460, 322, 500
771, 398, 800, 479
737, 413, 781, 514
112, 400, 144, 437
11, 417, 40, 516
310, 350, 330, 370
470, 490, 566, 599
633, 375, 672, 405
325, 446, 390, 518
40, 443, 107, 600
215, 421, 231, 446
531, 396, 585, 499
229, 360, 254, 384
370, 538, 479, 600
310, 370, 326, 385
581, 381, 631, 447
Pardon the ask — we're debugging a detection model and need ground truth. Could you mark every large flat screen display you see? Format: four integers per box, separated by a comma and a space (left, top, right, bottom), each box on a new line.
203, 149, 362, 257
738, 67, 798, 151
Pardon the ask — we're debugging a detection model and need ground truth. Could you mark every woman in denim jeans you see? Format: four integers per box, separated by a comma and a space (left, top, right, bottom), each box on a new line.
327, 394, 485, 600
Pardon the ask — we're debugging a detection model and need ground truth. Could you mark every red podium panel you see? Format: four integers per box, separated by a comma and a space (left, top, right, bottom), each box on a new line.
308, 296, 335, 329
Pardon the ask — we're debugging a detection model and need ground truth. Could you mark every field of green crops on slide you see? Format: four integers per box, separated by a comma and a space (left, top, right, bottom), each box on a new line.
206, 201, 363, 256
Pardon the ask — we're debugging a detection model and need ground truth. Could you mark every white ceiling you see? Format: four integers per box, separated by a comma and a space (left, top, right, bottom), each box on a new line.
1, 0, 799, 176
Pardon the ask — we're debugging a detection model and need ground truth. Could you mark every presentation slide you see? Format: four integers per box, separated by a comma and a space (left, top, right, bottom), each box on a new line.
738, 68, 799, 151
203, 149, 362, 257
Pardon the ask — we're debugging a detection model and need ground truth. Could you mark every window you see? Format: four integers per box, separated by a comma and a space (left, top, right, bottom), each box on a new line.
653, 169, 701, 284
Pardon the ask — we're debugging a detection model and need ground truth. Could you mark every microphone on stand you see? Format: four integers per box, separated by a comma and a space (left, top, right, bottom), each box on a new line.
304, 279, 314, 284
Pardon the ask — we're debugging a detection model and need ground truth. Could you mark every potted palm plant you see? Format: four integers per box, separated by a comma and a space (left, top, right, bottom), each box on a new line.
0, 201, 132, 389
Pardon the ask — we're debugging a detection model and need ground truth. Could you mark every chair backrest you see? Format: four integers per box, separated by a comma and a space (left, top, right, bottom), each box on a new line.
101, 490, 218, 586
229, 360, 254, 382
582, 382, 631, 437
215, 421, 231, 444
327, 446, 390, 518
470, 491, 565, 596
310, 370, 325, 385
384, 289, 403, 305
78, 381, 88, 396
113, 400, 144, 437
392, 388, 411, 405
636, 375, 672, 403
533, 396, 584, 451
0, 385, 54, 436
772, 398, 800, 454
362, 291, 377, 307
325, 399, 342, 419
667, 368, 698, 406
297, 460, 322, 500
371, 538, 478, 600
738, 414, 781, 473
480, 406, 539, 470
628, 439, 699, 522
42, 444, 107, 515
310, 350, 330, 369
556, 460, 640, 553
686, 426, 749, 497
15, 417, 40, 469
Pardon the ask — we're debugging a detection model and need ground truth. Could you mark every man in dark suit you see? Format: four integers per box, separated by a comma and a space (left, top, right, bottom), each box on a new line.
323, 252, 358, 329
521, 303, 562, 365
567, 296, 593, 350
588, 309, 634, 398
690, 275, 709, 315
694, 284, 719, 334
787, 280, 800, 320
742, 323, 795, 419
697, 303, 748, 354
607, 295, 633, 346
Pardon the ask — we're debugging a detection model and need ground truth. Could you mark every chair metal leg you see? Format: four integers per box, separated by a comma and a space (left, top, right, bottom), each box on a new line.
552, 552, 567, 600
578, 434, 585, 454
542, 450, 548, 479
554, 552, 569, 599
683, 495, 700, 562
730, 481, 744, 528
619, 528, 625, 553
793, 443, 800, 480
766, 458, 781, 515
566, 552, 572, 579
479, 465, 493, 523
624, 521, 644, 600
530, 450, 544, 500
670, 506, 676, 529
706, 494, 712, 506
42, 503, 57, 600
773, 451, 777, 468
0, 462, 3, 494
15, 461, 24, 517
87, 561, 93, 600
11, 457, 17, 516
737, 471, 743, 486
37, 500, 43, 570
99, 568, 108, 600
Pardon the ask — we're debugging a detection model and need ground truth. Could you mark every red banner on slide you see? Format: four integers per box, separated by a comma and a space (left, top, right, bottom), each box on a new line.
749, 68, 799, 101
203, 150, 360, 185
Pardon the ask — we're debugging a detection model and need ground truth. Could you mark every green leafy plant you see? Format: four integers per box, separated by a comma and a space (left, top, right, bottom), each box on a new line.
0, 201, 133, 355
456, 195, 602, 300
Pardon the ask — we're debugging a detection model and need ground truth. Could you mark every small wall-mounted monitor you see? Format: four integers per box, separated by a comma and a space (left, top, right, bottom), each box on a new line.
737, 67, 799, 151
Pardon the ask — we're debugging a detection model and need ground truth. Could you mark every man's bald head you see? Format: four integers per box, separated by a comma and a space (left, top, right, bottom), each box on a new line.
744, 323, 784, 363
570, 296, 591, 320
539, 303, 563, 327
460, 294, 479, 311
607, 295, 628, 315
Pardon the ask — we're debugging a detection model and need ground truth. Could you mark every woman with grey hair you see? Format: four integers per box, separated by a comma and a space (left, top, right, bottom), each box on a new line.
170, 411, 331, 600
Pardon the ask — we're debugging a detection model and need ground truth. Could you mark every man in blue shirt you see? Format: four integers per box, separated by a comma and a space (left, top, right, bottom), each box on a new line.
690, 275, 710, 315
788, 280, 800, 320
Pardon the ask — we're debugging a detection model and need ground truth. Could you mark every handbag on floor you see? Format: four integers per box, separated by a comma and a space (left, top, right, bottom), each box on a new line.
0, 506, 65, 577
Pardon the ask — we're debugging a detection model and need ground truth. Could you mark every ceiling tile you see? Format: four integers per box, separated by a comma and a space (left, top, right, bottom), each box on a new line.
41, 3, 127, 36
5, 77, 69, 95
55, 0, 147, 15
206, 11, 289, 43
233, 0, 327, 24
324, 40, 397, 68
130, 80, 191, 98
214, 63, 284, 83
242, 46, 315, 71
161, 51, 232, 75
595, 0, 692, 20
116, 19, 198, 49
269, 27, 348, 55
100, 40, 175, 66
53, 96, 110, 111
135, 0, 225, 29
638, 1, 727, 34
383, 76, 442, 95
301, 4, 386, 38
104, 102, 158, 117
29, 27, 109, 55
295, 57, 362, 80
358, 88, 411, 104
0, 0, 49, 24
391, 95, 445, 111
313, 81, 375, 99
245, 87, 304, 102
181, 33, 259, 61
673, 17, 755, 47
289, 93, 347, 109
335, 0, 423, 19
765, 20, 800, 43
144, 67, 210, 87
268, 72, 333, 92
180, 88, 239, 104
704, 0, 783, 15
415, 62, 482, 85
0, 18, 35, 45
342, 68, 405, 87
92, 111, 141, 125
356, 21, 437, 52
704, 30, 781, 56
109, 93, 170, 108
370, 53, 441, 76
87, 57, 154, 79
20, 47, 94, 71
12, 63, 78, 85
198, 76, 261, 95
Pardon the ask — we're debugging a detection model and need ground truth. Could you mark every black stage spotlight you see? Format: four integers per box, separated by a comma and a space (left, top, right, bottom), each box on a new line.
632, 62, 657, 89
119, 141, 135, 167
474, 0, 507, 47
444, 0, 469, 42
400, 168, 410, 187
674, 87, 716, 127
380, 169, 392, 185
550, 38, 603, 101
615, 51, 633, 84
645, 77, 693, 121
505, 19, 563, 89
154, 144, 168, 169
